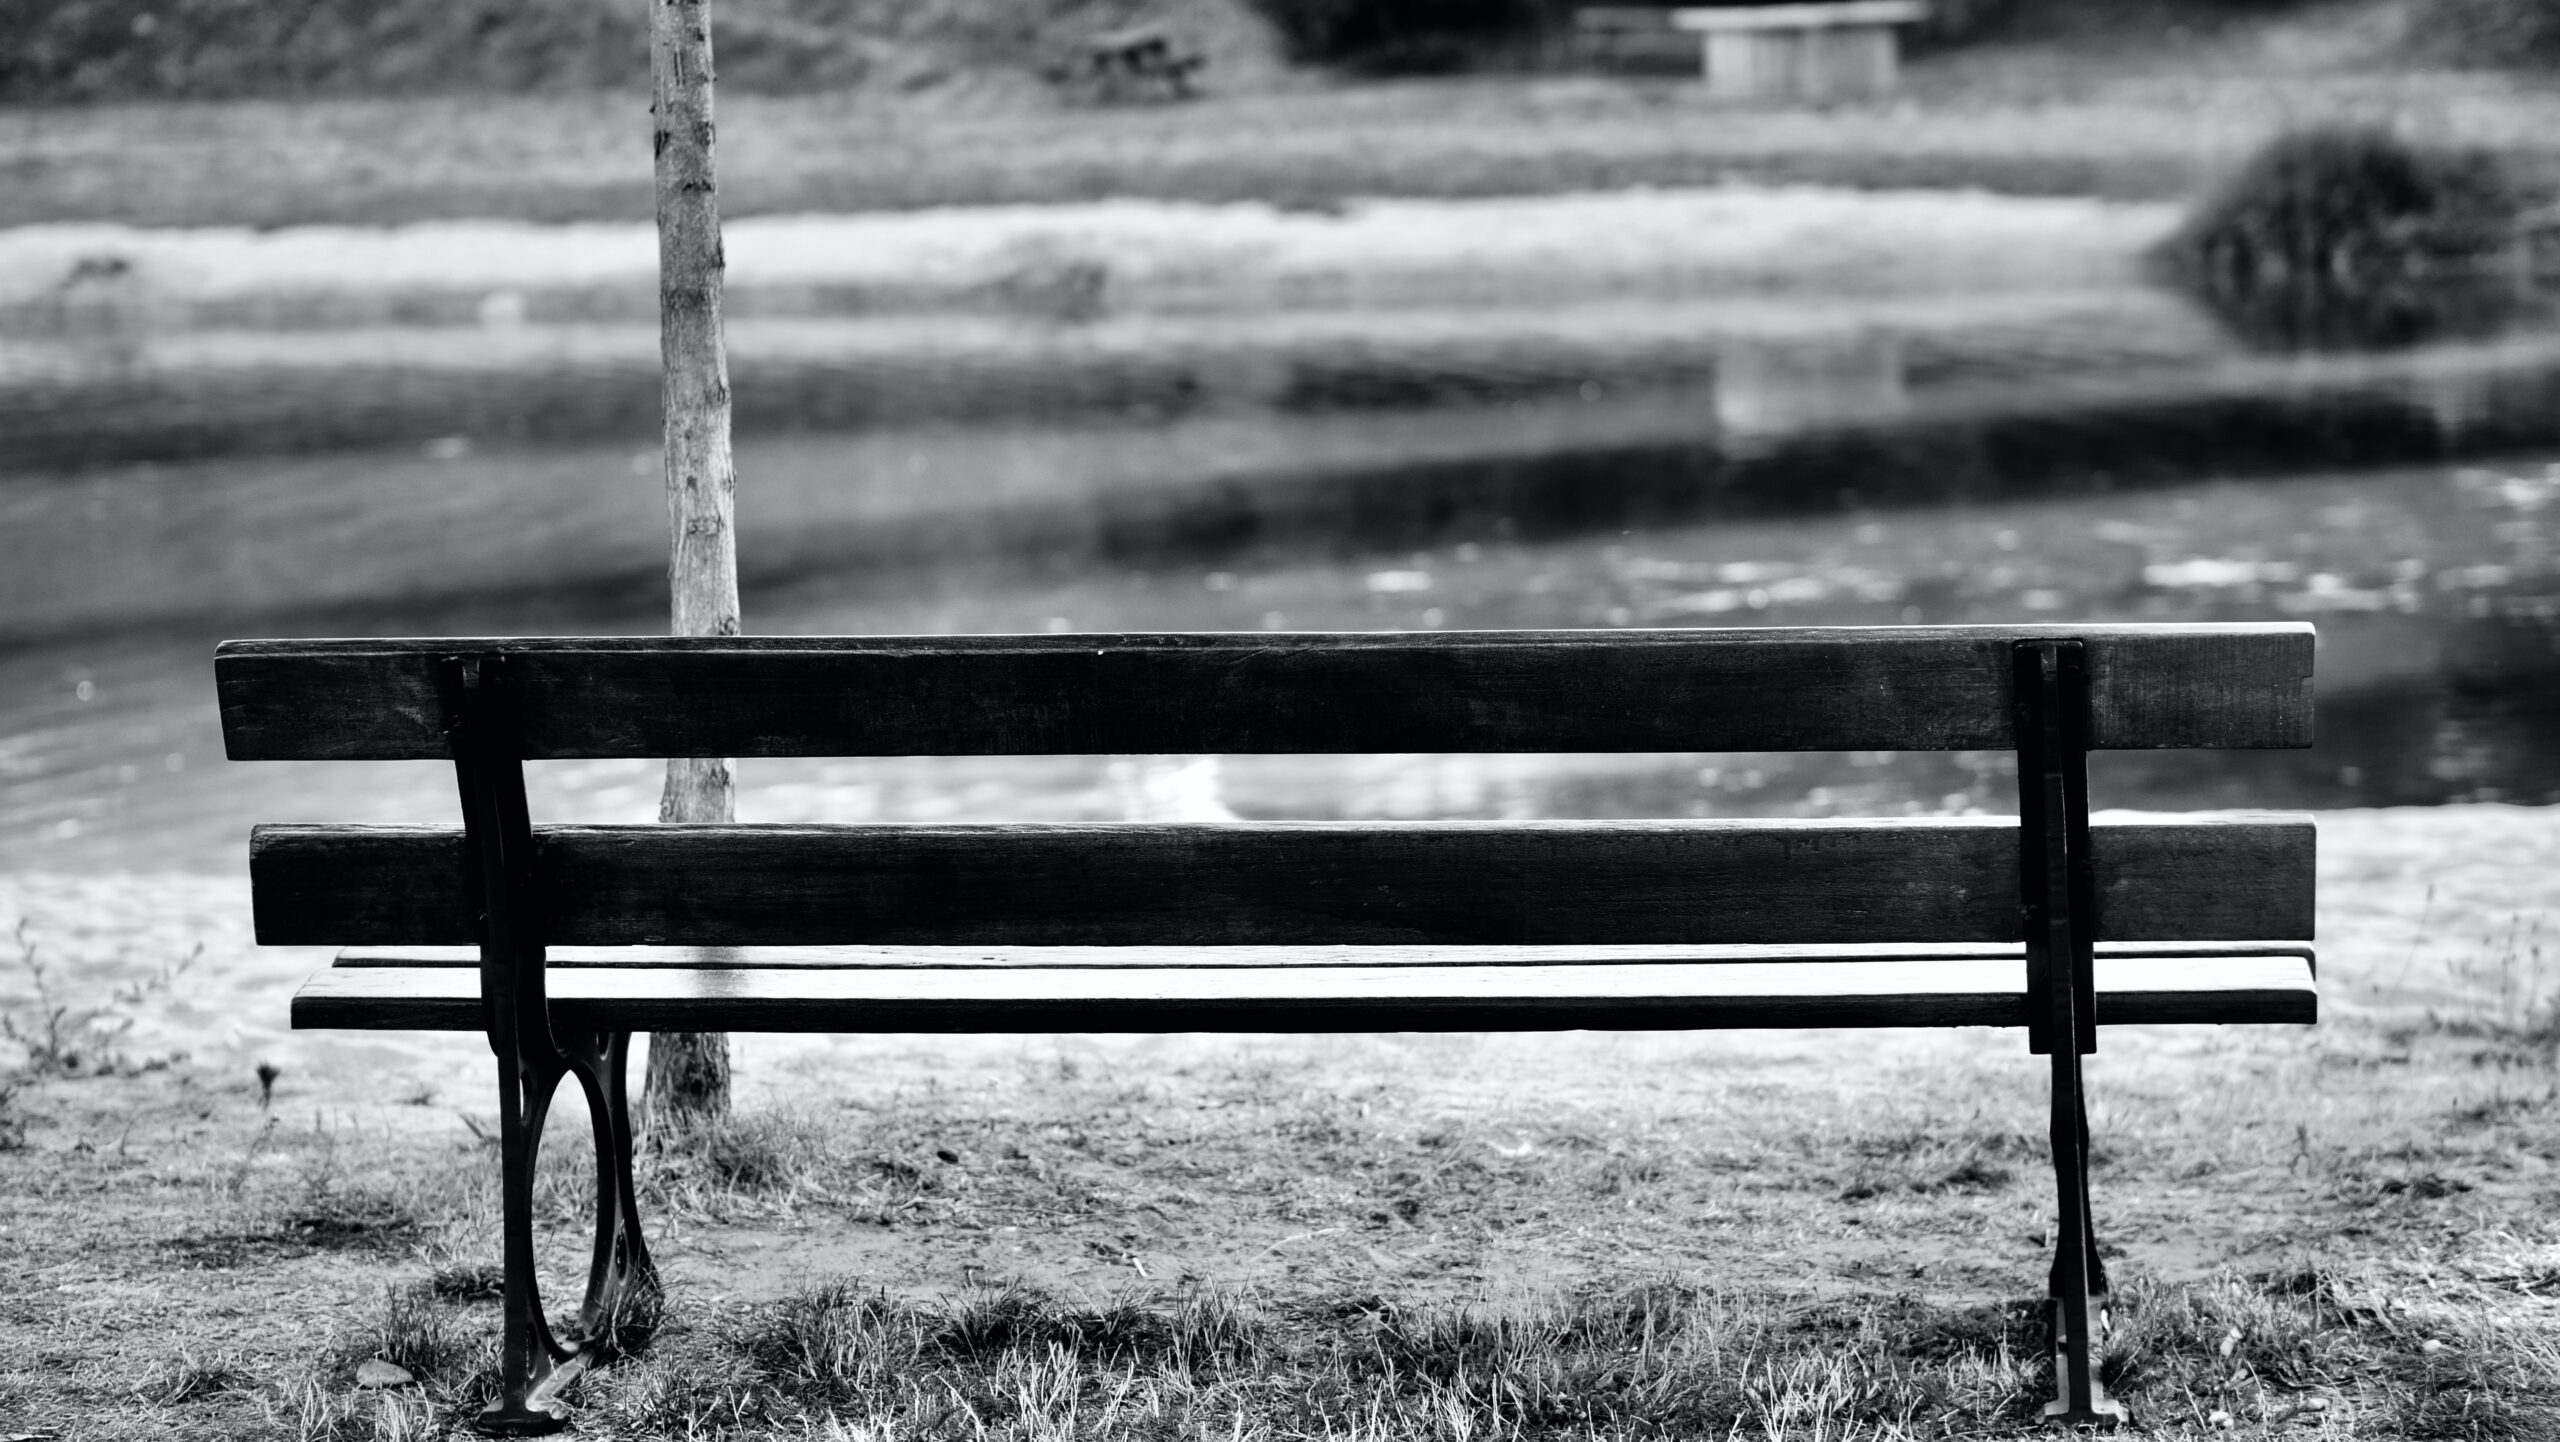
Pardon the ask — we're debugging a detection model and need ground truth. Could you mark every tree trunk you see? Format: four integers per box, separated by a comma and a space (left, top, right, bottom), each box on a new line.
645, 0, 739, 1136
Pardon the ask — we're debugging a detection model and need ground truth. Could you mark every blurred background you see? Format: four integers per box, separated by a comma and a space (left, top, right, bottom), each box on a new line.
4, 0, 2560, 1029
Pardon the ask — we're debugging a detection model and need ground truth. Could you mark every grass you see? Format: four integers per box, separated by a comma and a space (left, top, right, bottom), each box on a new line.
176, 1265, 2555, 1438
2, 809, 2557, 1437
16, 3, 2560, 231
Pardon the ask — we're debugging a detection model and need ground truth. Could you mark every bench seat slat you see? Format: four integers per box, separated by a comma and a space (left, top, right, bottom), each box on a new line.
292, 955, 2316, 1033
215, 625, 2315, 761
335, 940, 2317, 970
251, 814, 2315, 947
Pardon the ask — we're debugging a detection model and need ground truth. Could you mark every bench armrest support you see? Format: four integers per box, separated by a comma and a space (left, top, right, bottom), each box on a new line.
2012, 640, 2126, 1426
450, 654, 555, 1062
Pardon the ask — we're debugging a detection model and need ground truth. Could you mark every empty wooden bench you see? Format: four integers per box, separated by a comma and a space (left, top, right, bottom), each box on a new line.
1061, 23, 1204, 102
216, 624, 2318, 1432
1572, 8, 1697, 72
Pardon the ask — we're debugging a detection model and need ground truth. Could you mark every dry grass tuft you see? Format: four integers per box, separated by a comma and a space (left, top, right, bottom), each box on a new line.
570, 1273, 2551, 1438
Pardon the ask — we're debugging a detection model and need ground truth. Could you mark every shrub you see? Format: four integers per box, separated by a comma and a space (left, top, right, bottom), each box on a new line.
2155, 125, 2528, 349
1240, 0, 1545, 70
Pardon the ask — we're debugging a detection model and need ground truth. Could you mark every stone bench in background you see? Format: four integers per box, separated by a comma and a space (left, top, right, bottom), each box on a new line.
1669, 2, 1930, 100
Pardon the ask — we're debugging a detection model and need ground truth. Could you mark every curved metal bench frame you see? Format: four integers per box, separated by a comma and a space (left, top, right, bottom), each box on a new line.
222, 625, 2320, 1431
453, 657, 656, 1434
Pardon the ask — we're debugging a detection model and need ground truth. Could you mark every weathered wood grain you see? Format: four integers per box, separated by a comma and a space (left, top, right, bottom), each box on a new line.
335, 940, 2319, 970
252, 814, 2315, 947
215, 626, 2315, 761
291, 954, 2317, 1032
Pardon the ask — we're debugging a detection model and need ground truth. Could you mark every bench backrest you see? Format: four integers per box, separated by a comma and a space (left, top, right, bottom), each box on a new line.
217, 624, 2316, 951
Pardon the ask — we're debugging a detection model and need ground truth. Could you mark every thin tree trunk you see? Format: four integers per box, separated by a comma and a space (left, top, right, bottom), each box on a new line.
645, 0, 738, 1136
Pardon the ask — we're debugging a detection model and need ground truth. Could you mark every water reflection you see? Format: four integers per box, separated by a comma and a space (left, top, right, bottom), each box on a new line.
2188, 274, 2551, 354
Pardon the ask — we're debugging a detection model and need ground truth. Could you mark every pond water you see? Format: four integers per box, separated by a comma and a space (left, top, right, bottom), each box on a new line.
6, 266, 2560, 881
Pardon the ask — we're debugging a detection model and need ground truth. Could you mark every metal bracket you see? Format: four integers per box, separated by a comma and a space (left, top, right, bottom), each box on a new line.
451, 655, 554, 1063
2014, 640, 2125, 1428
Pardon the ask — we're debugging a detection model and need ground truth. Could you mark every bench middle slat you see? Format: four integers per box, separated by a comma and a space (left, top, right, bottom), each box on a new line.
252, 814, 2314, 947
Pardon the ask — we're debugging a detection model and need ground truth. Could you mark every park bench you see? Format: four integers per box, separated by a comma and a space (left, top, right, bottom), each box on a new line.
1669, 2, 1931, 100
217, 623, 2317, 1433
1571, 8, 1698, 72
1052, 22, 1204, 103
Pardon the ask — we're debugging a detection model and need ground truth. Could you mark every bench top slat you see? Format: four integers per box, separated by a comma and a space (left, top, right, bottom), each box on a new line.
293, 954, 2316, 1033
1671, 3, 1930, 31
215, 625, 2314, 760
250, 813, 2316, 948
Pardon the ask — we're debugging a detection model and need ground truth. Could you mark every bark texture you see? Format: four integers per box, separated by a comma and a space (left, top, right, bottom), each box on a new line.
646, 0, 738, 1133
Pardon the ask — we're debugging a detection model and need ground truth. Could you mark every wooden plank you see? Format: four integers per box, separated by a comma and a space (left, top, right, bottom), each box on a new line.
251, 814, 2315, 947
337, 940, 2319, 969
291, 954, 2316, 1033
214, 626, 2315, 761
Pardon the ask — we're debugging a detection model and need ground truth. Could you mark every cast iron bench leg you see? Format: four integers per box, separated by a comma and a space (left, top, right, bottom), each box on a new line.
452, 655, 657, 1434
559, 1029, 655, 1354
2017, 640, 2127, 1427
480, 1042, 578, 1435
477, 1030, 655, 1435
2042, 1055, 2121, 1426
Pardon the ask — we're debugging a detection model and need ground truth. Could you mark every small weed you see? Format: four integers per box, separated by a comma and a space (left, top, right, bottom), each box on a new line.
1929, 1158, 2015, 1192
2380, 1171, 2475, 1200
263, 1373, 370, 1442
2388, 1314, 2560, 1442
644, 1109, 829, 1215
2101, 1271, 2348, 1398
0, 919, 199, 1076
218, 1112, 280, 1201
337, 1284, 468, 1384
2436, 913, 2559, 1060
593, 1335, 770, 1438
737, 1281, 931, 1406
425, 1260, 506, 1302
134, 1346, 253, 1404
586, 1259, 668, 1362
1593, 1151, 1664, 1194
4, 918, 113, 1074
0, 1078, 24, 1151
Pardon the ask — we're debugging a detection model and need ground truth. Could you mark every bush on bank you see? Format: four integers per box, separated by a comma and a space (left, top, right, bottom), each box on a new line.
2155, 124, 2531, 349
1239, 0, 1544, 70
